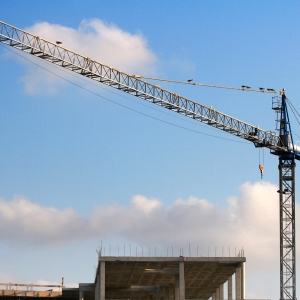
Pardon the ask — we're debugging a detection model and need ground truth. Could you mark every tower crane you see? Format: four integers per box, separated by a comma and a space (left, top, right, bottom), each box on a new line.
0, 20, 298, 300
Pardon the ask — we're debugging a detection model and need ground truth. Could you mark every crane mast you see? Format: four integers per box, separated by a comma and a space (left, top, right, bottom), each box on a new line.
0, 20, 299, 300
273, 94, 297, 300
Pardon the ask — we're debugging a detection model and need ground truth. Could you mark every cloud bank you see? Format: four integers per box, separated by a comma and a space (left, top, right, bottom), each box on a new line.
18, 19, 157, 95
0, 182, 282, 261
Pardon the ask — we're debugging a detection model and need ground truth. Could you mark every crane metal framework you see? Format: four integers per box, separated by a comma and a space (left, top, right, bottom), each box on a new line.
0, 21, 298, 300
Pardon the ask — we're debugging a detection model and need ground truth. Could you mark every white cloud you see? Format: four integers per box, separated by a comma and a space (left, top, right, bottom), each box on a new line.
0, 196, 90, 245
0, 181, 283, 262
131, 194, 163, 214
19, 65, 66, 95
18, 19, 157, 95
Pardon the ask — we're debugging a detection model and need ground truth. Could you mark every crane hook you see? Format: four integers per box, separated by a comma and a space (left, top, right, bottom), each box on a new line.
259, 164, 264, 179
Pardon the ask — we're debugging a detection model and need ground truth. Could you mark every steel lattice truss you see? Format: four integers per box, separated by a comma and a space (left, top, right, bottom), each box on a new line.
279, 159, 296, 300
0, 21, 288, 152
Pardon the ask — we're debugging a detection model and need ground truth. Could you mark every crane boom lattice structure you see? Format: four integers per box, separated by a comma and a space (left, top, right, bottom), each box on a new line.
0, 20, 299, 300
279, 158, 296, 299
0, 21, 286, 152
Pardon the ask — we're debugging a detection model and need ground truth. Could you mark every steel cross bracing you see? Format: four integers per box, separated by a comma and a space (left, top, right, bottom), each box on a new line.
279, 158, 296, 300
0, 21, 288, 153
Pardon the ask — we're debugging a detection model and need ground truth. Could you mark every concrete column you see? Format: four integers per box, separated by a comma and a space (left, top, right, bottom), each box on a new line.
164, 286, 169, 300
169, 284, 175, 300
169, 284, 174, 300
212, 292, 216, 300
175, 275, 179, 300
241, 262, 245, 300
228, 275, 232, 300
156, 284, 161, 300
215, 287, 220, 300
235, 265, 241, 300
79, 291, 84, 300
94, 275, 99, 300
179, 261, 185, 300
219, 283, 224, 300
98, 261, 105, 300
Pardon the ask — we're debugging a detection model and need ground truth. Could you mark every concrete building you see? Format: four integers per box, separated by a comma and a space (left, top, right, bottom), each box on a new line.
0, 256, 246, 300
66, 256, 246, 300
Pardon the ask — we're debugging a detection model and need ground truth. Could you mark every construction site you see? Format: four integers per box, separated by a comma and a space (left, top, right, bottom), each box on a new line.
0, 256, 246, 300
0, 17, 297, 300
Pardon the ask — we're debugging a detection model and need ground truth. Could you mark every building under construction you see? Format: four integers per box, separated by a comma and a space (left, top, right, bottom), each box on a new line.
0, 255, 245, 300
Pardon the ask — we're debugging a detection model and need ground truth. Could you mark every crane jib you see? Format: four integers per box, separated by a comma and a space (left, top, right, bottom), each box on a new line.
0, 20, 294, 155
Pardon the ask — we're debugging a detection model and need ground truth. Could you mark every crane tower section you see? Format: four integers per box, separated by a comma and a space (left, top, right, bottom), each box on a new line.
272, 94, 297, 300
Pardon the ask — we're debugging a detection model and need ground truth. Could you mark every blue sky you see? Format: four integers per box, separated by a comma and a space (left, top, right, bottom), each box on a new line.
1, 1, 300, 299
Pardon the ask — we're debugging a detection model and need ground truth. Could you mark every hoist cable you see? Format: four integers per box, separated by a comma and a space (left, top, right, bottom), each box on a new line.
292, 131, 300, 140
287, 99, 300, 121
287, 98, 300, 117
135, 76, 282, 95
287, 100, 300, 126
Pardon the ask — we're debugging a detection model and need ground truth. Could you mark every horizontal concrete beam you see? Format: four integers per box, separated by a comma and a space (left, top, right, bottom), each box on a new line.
121, 285, 164, 292
99, 256, 246, 263
144, 268, 179, 274
79, 283, 95, 292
